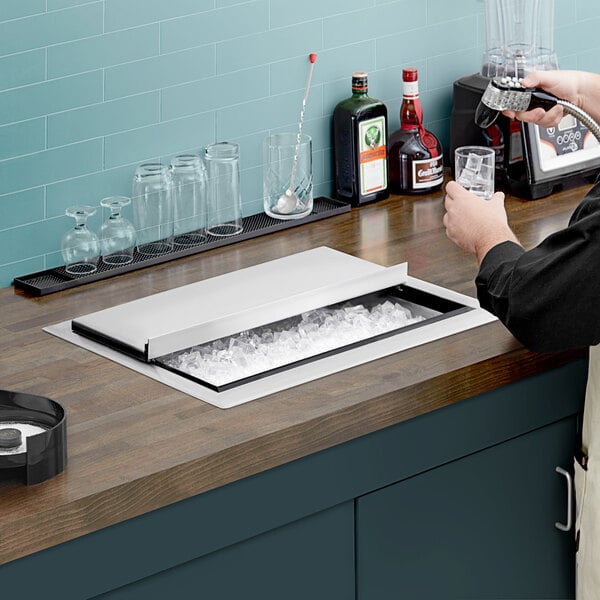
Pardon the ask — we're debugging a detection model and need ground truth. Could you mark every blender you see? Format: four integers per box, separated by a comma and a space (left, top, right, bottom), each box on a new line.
449, 0, 600, 199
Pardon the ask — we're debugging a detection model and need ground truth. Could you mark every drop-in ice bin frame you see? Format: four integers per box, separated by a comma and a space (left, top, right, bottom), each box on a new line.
45, 247, 496, 409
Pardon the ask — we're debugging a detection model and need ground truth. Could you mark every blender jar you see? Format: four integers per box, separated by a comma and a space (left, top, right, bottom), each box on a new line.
482, 0, 558, 78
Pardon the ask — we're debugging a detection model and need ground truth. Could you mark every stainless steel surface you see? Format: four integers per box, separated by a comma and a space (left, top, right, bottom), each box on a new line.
46, 248, 496, 409
71, 248, 403, 359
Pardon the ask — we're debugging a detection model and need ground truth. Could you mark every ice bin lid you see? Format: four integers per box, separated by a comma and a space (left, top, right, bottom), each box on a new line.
71, 247, 410, 360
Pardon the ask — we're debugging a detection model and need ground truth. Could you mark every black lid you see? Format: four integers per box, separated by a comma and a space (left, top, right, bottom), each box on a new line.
0, 390, 67, 485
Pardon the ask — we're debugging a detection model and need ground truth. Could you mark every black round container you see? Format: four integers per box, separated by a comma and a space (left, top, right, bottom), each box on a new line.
0, 390, 67, 485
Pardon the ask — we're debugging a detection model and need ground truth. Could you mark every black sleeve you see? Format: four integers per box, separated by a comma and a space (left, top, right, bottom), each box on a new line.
476, 187, 600, 353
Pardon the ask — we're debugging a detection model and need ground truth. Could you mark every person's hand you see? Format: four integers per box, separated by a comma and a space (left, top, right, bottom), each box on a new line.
502, 70, 586, 128
443, 181, 521, 265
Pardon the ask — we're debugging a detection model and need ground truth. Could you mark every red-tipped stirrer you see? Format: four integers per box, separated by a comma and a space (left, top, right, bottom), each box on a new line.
276, 53, 318, 214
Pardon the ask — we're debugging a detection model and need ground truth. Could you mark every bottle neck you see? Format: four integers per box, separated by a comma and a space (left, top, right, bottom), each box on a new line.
352, 84, 368, 98
400, 79, 422, 131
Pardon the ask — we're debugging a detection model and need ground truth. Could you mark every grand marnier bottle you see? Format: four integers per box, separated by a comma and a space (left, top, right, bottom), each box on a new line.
388, 68, 443, 194
333, 72, 389, 206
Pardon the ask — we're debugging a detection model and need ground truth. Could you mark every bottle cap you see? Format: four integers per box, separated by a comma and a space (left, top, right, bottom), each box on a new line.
402, 68, 418, 82
352, 72, 368, 93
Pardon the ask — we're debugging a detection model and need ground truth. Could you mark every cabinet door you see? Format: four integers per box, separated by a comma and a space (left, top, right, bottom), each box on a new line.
356, 417, 577, 599
91, 501, 355, 600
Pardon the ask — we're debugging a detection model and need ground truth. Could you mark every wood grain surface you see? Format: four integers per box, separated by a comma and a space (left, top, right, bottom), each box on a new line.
0, 175, 590, 564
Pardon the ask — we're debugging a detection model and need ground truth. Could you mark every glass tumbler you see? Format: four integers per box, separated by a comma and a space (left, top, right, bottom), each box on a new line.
61, 205, 100, 275
263, 132, 313, 220
132, 163, 174, 256
169, 154, 207, 246
204, 142, 243, 237
455, 146, 495, 200
99, 196, 136, 265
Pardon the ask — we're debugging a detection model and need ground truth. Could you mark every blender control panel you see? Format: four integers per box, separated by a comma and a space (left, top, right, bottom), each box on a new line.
534, 116, 600, 173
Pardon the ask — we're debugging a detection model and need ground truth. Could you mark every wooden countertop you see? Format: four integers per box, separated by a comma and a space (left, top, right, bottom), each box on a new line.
0, 177, 590, 564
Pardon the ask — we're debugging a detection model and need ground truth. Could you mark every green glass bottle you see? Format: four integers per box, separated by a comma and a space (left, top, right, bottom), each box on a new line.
333, 72, 389, 206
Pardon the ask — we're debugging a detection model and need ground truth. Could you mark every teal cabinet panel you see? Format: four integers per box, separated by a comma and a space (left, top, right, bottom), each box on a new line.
0, 361, 586, 599
356, 417, 578, 599
91, 501, 355, 600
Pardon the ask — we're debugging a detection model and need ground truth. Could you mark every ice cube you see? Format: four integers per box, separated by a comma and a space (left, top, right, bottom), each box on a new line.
457, 167, 476, 188
465, 152, 483, 172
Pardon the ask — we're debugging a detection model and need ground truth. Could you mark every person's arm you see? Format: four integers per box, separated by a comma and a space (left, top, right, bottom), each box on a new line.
444, 182, 600, 353
476, 209, 600, 352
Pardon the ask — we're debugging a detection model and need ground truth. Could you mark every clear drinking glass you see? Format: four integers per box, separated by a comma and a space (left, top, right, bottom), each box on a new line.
99, 196, 136, 265
204, 142, 243, 237
263, 132, 313, 220
169, 154, 207, 246
132, 163, 174, 256
61, 205, 100, 275
455, 146, 495, 200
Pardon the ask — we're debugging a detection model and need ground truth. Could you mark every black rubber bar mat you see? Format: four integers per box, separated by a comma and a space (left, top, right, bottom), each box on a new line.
13, 197, 350, 297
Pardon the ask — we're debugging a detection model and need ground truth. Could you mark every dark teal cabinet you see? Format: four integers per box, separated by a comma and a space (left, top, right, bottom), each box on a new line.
356, 416, 577, 599
92, 501, 355, 600
0, 360, 587, 600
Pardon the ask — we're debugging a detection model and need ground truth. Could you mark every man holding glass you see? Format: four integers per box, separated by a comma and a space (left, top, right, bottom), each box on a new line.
444, 69, 600, 600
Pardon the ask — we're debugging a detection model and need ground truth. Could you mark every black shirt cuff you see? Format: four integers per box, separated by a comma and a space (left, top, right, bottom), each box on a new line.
477, 240, 525, 284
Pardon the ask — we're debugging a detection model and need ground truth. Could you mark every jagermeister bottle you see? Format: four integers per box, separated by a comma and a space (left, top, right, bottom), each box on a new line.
333, 72, 389, 206
388, 68, 443, 194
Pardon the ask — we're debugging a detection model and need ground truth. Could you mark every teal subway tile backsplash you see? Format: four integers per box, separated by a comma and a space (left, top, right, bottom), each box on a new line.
1, 0, 46, 23
0, 258, 42, 288
160, 1, 269, 54
0, 50, 46, 92
47, 92, 159, 147
323, 1, 427, 50
46, 165, 137, 217
555, 0, 577, 27
105, 45, 215, 99
161, 67, 269, 122
0, 71, 103, 126
0, 118, 45, 161
104, 113, 214, 168
0, 0, 599, 287
216, 21, 322, 74
216, 89, 323, 140
576, 0, 598, 21
427, 49, 482, 90
270, 0, 368, 28
426, 0, 482, 25
376, 17, 479, 70
48, 0, 102, 10
0, 188, 45, 231
0, 216, 68, 265
104, 0, 213, 32
270, 42, 376, 96
0, 139, 103, 196
47, 24, 160, 79
0, 3, 103, 56
555, 18, 600, 57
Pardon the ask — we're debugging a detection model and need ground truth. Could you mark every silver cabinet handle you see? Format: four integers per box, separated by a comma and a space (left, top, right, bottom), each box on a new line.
555, 466, 573, 532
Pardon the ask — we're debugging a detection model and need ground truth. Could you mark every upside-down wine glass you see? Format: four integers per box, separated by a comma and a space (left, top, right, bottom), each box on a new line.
99, 196, 137, 265
61, 205, 100, 275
